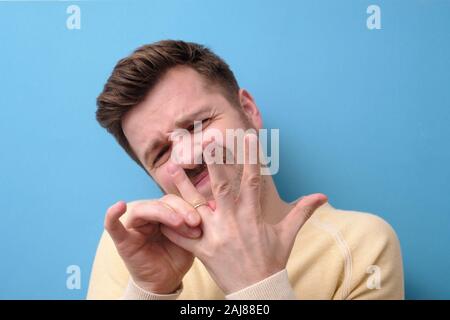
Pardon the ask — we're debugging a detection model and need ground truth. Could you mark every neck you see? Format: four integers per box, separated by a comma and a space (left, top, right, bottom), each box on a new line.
260, 175, 294, 224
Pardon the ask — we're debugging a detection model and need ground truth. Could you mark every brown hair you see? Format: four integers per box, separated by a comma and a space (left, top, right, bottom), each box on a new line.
96, 40, 240, 170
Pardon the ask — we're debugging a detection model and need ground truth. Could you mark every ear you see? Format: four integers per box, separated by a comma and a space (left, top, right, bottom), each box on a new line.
239, 89, 263, 129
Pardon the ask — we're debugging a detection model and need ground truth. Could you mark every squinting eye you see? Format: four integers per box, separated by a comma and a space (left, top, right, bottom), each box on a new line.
202, 117, 211, 126
187, 118, 211, 132
153, 145, 170, 165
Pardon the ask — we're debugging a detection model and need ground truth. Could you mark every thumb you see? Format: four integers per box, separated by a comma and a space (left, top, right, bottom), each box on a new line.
104, 200, 128, 245
276, 193, 328, 246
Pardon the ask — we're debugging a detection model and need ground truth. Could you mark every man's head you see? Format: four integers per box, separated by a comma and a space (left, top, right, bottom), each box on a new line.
96, 40, 262, 200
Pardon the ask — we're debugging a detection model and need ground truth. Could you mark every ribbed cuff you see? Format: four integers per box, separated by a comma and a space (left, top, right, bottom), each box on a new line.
121, 278, 183, 300
225, 269, 297, 300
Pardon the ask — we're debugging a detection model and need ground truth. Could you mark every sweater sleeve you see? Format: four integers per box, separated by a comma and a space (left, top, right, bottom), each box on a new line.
225, 269, 297, 300
344, 214, 405, 300
120, 269, 296, 300
121, 278, 182, 300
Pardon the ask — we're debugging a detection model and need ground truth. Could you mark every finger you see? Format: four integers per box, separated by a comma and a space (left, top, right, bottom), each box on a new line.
161, 194, 201, 227
126, 200, 202, 239
203, 141, 235, 211
160, 224, 199, 254
276, 193, 328, 245
173, 223, 202, 239
104, 201, 128, 245
158, 196, 203, 238
125, 200, 185, 230
167, 162, 210, 216
238, 133, 261, 208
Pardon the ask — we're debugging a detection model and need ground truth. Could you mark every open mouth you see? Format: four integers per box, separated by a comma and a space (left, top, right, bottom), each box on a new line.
186, 163, 209, 188
184, 145, 230, 189
192, 168, 209, 187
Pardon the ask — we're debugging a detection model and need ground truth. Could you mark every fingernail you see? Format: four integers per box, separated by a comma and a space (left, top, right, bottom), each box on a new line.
208, 200, 216, 211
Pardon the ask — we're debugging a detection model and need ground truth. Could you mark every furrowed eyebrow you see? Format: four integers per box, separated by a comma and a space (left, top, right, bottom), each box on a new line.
174, 109, 210, 128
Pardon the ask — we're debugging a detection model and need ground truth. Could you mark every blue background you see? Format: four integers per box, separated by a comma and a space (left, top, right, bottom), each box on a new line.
0, 0, 449, 299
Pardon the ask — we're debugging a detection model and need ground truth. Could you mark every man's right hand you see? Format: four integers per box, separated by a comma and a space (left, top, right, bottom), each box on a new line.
104, 194, 202, 294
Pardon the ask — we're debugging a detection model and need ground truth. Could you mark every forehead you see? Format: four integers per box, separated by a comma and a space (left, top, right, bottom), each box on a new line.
121, 66, 221, 159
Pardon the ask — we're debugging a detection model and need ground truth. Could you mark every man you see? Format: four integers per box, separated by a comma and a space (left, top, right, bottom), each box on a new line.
88, 40, 404, 299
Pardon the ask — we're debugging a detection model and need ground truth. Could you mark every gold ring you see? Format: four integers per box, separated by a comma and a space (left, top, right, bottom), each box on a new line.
193, 201, 208, 210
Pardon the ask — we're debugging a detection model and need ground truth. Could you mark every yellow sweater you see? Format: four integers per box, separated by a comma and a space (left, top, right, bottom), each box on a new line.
87, 202, 404, 300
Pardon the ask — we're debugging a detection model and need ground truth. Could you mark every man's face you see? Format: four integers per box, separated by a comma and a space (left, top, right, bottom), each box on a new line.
122, 66, 261, 201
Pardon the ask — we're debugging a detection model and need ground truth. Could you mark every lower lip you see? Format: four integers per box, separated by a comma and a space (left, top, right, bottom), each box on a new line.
194, 171, 209, 188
